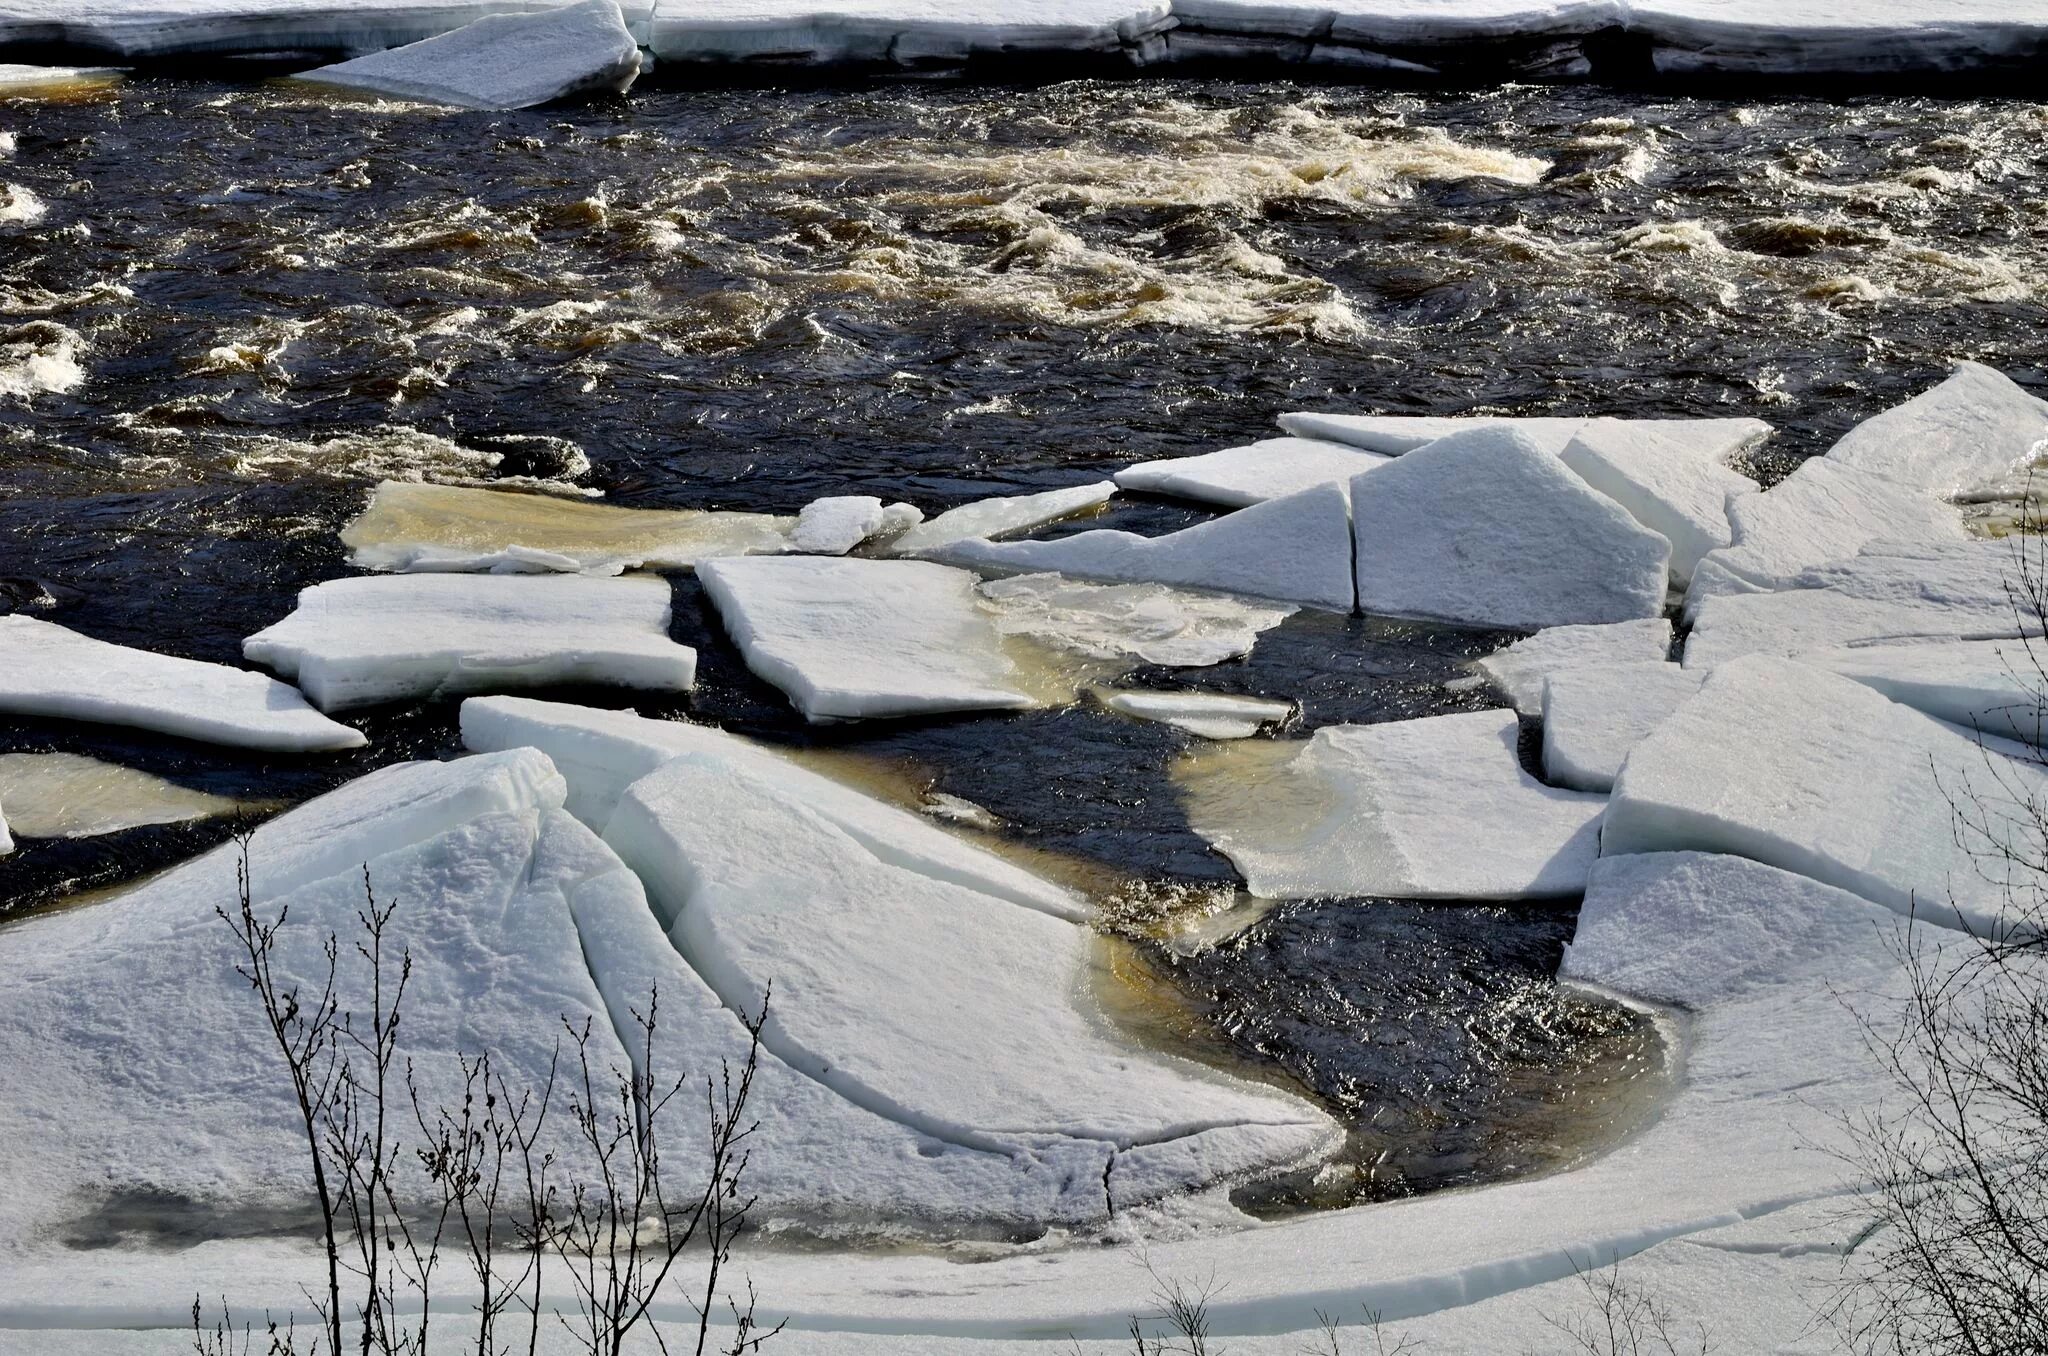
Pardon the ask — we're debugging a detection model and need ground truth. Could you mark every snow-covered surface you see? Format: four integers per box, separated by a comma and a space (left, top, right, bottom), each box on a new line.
1540, 662, 1702, 792
293, 0, 638, 109
1280, 412, 1767, 460
1180, 708, 1605, 899
977, 571, 1294, 667
0, 615, 365, 752
1475, 618, 1673, 717
1558, 421, 1761, 585
242, 573, 694, 711
1114, 436, 1388, 509
341, 480, 792, 575
0, 752, 245, 838
1691, 456, 1969, 593
644, 0, 1174, 64
1351, 427, 1670, 629
941, 481, 1356, 612
0, 0, 608, 60
699, 556, 1037, 721
1603, 653, 2048, 933
885, 482, 1114, 556
1093, 687, 1293, 739
790, 494, 921, 555
1823, 361, 2048, 501
1635, 0, 2048, 76
1805, 638, 2046, 746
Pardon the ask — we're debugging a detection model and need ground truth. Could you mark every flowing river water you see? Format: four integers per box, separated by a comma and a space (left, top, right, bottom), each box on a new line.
1, 74, 2043, 1228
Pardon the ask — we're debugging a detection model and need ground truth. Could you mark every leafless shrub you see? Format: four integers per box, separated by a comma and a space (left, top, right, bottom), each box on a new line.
1302, 1305, 1421, 1355
1538, 1260, 1708, 1356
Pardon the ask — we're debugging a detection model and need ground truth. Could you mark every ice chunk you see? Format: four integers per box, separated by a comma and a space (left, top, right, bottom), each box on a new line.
1114, 436, 1388, 509
977, 571, 1294, 667
1179, 709, 1606, 899
938, 481, 1356, 612
644, 0, 1173, 64
242, 573, 695, 712
790, 494, 922, 555
1278, 411, 1767, 458
1823, 362, 2048, 501
0, 64, 122, 95
1351, 427, 1670, 628
884, 481, 1114, 556
1559, 421, 1762, 584
1691, 456, 1968, 593
604, 752, 1335, 1163
1092, 687, 1293, 739
341, 480, 792, 575
1805, 639, 2046, 746
698, 556, 1037, 721
1540, 662, 1703, 792
460, 694, 1090, 921
1475, 617, 1673, 716
1603, 653, 2048, 932
0, 753, 247, 838
0, 616, 365, 753
293, 0, 639, 110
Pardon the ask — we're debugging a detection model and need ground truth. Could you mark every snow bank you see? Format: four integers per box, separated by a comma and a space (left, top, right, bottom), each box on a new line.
341, 480, 791, 575
940, 481, 1356, 612
791, 494, 921, 555
1351, 427, 1670, 629
1476, 617, 1673, 716
1181, 708, 1605, 899
884, 482, 1114, 556
698, 556, 1037, 721
1603, 653, 2048, 932
0, 752, 243, 838
1114, 436, 1388, 509
977, 571, 1294, 667
1558, 421, 1761, 585
1823, 361, 2048, 502
1093, 687, 1293, 739
0, 615, 365, 752
1540, 661, 1701, 792
293, 0, 638, 109
242, 573, 694, 711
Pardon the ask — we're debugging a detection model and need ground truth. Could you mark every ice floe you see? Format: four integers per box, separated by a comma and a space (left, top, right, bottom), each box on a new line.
1475, 617, 1673, 716
0, 63, 121, 95
940, 481, 1356, 612
1823, 361, 2048, 502
1278, 411, 1767, 459
0, 752, 246, 838
699, 556, 1039, 721
341, 480, 791, 575
883, 481, 1115, 556
0, 616, 364, 752
293, 0, 639, 110
1351, 427, 1670, 629
1805, 639, 2045, 747
1558, 420, 1762, 585
643, 0, 1175, 65
977, 571, 1294, 668
1092, 687, 1293, 739
1114, 436, 1388, 509
1603, 653, 2048, 933
1540, 661, 1702, 792
242, 573, 695, 712
790, 494, 922, 555
1180, 708, 1606, 899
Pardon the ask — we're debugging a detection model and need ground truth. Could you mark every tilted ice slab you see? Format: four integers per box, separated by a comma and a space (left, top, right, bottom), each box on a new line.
978, 571, 1294, 668
0, 616, 364, 752
1823, 361, 2048, 503
243, 572, 694, 712
1559, 420, 1761, 586
790, 494, 922, 555
0, 752, 245, 838
1279, 411, 1768, 459
643, 0, 1173, 63
461, 695, 1089, 920
293, 0, 639, 109
1540, 661, 1702, 793
699, 556, 1038, 721
1092, 687, 1294, 739
1682, 540, 2034, 671
605, 750, 1336, 1172
884, 481, 1114, 556
941, 481, 1356, 612
1114, 436, 1389, 509
1475, 617, 1673, 717
341, 480, 792, 575
1804, 639, 2047, 748
1604, 653, 2048, 933
1181, 708, 1605, 899
1351, 427, 1670, 629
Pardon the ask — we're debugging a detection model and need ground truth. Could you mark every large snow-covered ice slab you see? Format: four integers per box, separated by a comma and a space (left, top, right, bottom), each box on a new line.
1180, 708, 1605, 899
1603, 653, 2048, 932
1351, 427, 1670, 628
1822, 361, 2048, 502
0, 752, 245, 838
977, 571, 1294, 667
1475, 617, 1673, 716
644, 0, 1173, 64
293, 0, 638, 109
1114, 437, 1388, 509
341, 480, 792, 575
939, 481, 1356, 612
1691, 456, 1969, 595
1559, 420, 1762, 585
1541, 661, 1702, 792
1806, 639, 2045, 747
698, 556, 1037, 721
0, 616, 364, 752
1280, 411, 1768, 459
0, 0, 600, 61
242, 573, 694, 712
884, 482, 1114, 556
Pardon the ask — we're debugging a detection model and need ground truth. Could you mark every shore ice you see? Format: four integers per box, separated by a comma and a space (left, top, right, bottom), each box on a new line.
1114, 436, 1389, 509
1558, 420, 1762, 586
790, 494, 922, 555
0, 615, 365, 752
0, 752, 246, 838
977, 571, 1294, 667
293, 0, 639, 109
1475, 617, 1673, 716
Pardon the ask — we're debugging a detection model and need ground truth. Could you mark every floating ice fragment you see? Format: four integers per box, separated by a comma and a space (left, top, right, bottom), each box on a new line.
0, 64, 123, 97
294, 0, 640, 110
977, 571, 1294, 667
1114, 436, 1388, 509
1092, 687, 1293, 739
0, 753, 248, 838
885, 481, 1115, 555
